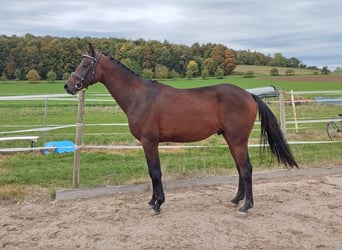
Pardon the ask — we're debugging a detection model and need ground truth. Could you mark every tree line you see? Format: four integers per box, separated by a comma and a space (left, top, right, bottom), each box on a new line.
0, 33, 308, 81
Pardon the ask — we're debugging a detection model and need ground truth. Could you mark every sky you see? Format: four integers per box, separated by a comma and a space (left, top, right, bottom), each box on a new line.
1, 0, 341, 70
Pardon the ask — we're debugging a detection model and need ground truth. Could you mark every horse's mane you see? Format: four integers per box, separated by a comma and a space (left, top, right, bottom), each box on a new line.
102, 52, 140, 77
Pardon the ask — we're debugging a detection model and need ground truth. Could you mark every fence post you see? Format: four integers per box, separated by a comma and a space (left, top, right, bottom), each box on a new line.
73, 90, 85, 188
42, 96, 48, 145
279, 89, 286, 138
290, 90, 299, 133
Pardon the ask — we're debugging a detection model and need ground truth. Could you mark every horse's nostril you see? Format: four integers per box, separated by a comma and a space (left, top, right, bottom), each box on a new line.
64, 84, 68, 90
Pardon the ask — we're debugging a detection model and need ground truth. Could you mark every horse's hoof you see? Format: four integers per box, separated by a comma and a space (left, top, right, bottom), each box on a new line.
237, 210, 248, 216
230, 197, 242, 206
148, 200, 161, 214
148, 200, 157, 210
230, 201, 239, 207
238, 204, 252, 214
147, 203, 160, 215
150, 207, 161, 215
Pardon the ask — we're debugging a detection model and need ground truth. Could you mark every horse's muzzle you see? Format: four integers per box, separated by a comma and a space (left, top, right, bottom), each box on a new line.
64, 83, 73, 95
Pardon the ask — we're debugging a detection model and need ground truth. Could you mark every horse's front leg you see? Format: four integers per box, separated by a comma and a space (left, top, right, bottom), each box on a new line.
142, 139, 165, 214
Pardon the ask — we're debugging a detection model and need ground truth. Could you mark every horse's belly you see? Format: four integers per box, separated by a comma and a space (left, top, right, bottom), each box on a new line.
159, 118, 218, 143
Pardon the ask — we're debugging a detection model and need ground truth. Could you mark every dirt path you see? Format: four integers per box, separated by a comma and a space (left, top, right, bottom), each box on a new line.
1, 167, 342, 249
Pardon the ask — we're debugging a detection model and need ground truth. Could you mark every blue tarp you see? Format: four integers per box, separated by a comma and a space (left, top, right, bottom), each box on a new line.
43, 140, 75, 154
314, 97, 342, 105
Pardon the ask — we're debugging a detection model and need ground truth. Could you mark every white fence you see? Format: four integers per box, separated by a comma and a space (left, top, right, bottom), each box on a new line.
1, 89, 342, 187
1, 90, 341, 154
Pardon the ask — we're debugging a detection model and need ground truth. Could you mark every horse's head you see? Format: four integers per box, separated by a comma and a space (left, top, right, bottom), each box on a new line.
64, 43, 100, 95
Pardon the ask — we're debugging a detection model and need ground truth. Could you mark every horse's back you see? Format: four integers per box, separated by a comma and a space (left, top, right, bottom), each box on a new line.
178, 83, 257, 117
156, 82, 253, 103
151, 82, 257, 125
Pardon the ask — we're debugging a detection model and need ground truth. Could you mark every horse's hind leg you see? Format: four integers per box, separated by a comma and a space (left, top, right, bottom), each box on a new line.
232, 150, 253, 212
230, 166, 245, 205
224, 136, 254, 212
238, 154, 253, 212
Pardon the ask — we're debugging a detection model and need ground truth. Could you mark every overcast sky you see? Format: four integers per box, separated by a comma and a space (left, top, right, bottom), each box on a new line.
1, 0, 341, 69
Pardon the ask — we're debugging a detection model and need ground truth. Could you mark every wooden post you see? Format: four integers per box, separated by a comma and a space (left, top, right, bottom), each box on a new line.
290, 90, 299, 133
73, 90, 85, 188
279, 89, 286, 138
43, 96, 48, 145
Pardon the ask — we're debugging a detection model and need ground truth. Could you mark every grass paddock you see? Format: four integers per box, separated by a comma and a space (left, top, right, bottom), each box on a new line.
0, 72, 341, 200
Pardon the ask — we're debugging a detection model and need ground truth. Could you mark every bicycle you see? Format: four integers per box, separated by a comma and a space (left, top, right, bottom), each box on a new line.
326, 114, 342, 140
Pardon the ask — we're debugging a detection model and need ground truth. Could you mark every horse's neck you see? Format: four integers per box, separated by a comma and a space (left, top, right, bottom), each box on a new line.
101, 59, 146, 114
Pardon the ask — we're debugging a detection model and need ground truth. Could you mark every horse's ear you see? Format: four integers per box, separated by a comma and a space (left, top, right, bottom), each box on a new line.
87, 43, 95, 57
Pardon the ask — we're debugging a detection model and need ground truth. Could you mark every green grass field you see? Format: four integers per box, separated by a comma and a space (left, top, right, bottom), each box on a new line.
0, 72, 341, 200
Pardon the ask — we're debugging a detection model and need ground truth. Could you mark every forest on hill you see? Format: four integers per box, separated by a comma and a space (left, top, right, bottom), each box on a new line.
0, 34, 313, 81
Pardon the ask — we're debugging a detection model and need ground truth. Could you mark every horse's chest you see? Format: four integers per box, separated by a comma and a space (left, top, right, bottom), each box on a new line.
127, 117, 155, 141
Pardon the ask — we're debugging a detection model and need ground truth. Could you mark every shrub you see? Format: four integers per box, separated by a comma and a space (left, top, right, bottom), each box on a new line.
169, 69, 180, 79
26, 69, 41, 82
270, 68, 279, 76
62, 72, 70, 80
0, 74, 8, 81
215, 68, 224, 79
243, 70, 255, 78
141, 68, 153, 79
154, 64, 169, 79
47, 70, 57, 82
285, 69, 295, 76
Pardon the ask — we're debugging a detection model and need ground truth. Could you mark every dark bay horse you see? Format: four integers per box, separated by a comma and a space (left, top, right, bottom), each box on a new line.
64, 43, 298, 214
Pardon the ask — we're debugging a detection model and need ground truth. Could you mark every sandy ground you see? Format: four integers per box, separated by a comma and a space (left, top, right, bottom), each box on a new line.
1, 168, 342, 249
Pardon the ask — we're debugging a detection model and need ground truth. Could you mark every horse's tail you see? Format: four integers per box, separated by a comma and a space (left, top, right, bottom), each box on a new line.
252, 94, 298, 168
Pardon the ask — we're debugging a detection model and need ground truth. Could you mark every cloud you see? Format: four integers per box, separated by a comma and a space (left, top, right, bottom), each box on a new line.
1, 0, 341, 69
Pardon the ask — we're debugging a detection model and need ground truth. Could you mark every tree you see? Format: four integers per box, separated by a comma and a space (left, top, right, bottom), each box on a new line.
222, 48, 236, 75
142, 44, 153, 70
334, 67, 342, 73
201, 68, 209, 79
154, 64, 169, 79
215, 67, 224, 79
121, 58, 142, 75
5, 56, 15, 79
288, 57, 300, 68
186, 60, 198, 79
271, 53, 286, 67
0, 37, 9, 76
202, 58, 216, 77
26, 69, 41, 82
321, 66, 330, 75
0, 34, 321, 81
210, 44, 225, 71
